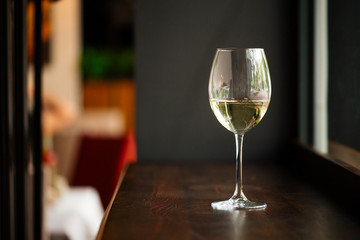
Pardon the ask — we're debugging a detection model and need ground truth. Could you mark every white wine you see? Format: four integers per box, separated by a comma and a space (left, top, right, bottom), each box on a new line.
210, 99, 269, 133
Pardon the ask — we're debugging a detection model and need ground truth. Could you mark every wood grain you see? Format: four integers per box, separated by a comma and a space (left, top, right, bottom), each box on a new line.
99, 163, 360, 240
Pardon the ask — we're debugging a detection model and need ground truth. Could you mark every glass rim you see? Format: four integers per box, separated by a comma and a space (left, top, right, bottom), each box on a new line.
216, 47, 264, 51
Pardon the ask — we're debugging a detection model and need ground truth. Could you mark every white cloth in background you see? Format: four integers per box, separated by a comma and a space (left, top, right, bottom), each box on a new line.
46, 187, 104, 240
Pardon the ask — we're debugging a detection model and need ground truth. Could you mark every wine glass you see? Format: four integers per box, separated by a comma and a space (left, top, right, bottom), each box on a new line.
209, 48, 271, 210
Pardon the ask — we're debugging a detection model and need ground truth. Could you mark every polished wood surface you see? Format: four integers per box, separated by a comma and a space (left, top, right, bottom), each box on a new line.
100, 162, 360, 239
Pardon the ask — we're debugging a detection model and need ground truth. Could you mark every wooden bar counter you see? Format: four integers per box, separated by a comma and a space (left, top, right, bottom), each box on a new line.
97, 161, 360, 239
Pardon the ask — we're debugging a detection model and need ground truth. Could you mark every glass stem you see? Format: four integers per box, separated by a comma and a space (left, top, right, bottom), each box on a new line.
233, 133, 247, 200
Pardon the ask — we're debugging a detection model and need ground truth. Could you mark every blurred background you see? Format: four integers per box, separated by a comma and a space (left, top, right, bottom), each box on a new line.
2, 0, 360, 239
26, 0, 137, 239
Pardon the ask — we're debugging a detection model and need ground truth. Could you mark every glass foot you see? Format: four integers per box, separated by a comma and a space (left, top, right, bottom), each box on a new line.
211, 196, 266, 211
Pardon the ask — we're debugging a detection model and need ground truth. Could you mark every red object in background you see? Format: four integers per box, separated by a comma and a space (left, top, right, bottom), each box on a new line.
71, 131, 137, 208
43, 150, 58, 168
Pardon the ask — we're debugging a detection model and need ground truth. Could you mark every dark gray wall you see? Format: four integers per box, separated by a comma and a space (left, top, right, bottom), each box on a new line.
328, 0, 360, 151
135, 0, 297, 162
